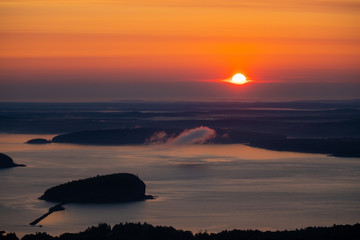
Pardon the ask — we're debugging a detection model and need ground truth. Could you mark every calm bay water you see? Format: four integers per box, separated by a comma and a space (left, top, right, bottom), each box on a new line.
0, 134, 359, 237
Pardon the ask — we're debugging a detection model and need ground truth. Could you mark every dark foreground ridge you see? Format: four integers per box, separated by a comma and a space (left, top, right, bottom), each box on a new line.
0, 153, 25, 169
39, 173, 153, 203
1, 223, 359, 240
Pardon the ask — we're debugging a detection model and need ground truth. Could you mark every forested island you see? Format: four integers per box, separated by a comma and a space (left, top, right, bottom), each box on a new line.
39, 173, 153, 203
1, 222, 359, 240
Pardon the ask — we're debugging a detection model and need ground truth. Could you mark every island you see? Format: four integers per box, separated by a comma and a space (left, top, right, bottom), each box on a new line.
26, 138, 52, 144
0, 153, 26, 168
39, 173, 154, 203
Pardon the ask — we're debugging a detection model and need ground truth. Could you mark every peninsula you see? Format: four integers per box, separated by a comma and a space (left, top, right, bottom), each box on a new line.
0, 153, 25, 168
29, 203, 65, 226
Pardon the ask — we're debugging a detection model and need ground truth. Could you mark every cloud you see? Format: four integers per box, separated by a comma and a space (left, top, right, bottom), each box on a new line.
167, 126, 216, 145
145, 131, 169, 144
145, 126, 216, 145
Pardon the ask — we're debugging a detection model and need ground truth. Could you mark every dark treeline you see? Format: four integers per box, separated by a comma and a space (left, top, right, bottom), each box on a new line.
1, 223, 360, 240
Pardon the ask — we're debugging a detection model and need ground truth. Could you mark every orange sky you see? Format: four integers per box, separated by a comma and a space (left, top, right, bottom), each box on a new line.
0, 0, 359, 100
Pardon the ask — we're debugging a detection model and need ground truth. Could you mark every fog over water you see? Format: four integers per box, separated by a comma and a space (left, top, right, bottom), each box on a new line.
0, 134, 359, 237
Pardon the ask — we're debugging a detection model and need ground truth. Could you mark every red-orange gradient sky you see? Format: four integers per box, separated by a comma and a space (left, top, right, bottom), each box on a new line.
0, 0, 359, 101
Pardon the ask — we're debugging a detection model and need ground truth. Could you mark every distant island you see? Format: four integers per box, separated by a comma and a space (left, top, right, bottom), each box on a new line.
51, 128, 285, 145
26, 138, 52, 144
39, 173, 153, 203
51, 128, 171, 145
0, 153, 25, 168
2, 222, 359, 240
50, 128, 360, 157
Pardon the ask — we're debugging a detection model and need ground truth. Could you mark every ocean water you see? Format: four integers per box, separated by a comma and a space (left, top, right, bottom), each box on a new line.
0, 134, 359, 237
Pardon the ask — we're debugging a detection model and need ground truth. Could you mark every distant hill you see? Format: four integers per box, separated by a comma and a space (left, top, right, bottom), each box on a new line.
39, 173, 153, 203
0, 153, 25, 168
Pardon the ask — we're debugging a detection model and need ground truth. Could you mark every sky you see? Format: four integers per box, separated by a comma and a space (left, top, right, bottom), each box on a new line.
0, 0, 359, 101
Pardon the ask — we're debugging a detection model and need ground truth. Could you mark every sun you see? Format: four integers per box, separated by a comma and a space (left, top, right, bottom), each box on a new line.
221, 73, 250, 85
231, 73, 247, 85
